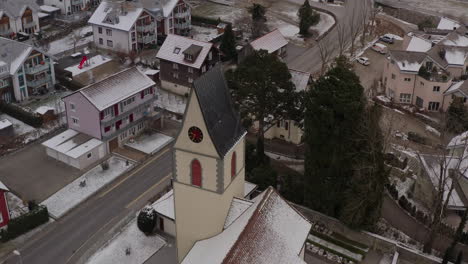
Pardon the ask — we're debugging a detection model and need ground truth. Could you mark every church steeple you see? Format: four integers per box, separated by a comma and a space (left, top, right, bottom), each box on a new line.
172, 66, 247, 262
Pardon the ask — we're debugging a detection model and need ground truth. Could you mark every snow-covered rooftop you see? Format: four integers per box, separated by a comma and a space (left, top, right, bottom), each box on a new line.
0, 181, 8, 191
88, 1, 146, 32
35, 106, 54, 115
0, 119, 12, 130
250, 29, 288, 54
406, 36, 433, 52
64, 55, 112, 77
437, 17, 461, 30
40, 5, 60, 13
38, 12, 49, 18
289, 69, 310, 92
156, 34, 213, 69
445, 81, 468, 96
445, 48, 468, 65
244, 181, 257, 197
67, 67, 155, 111
152, 189, 175, 220
441, 33, 468, 47
390, 51, 426, 72
183, 187, 311, 264
224, 198, 253, 229
42, 129, 104, 159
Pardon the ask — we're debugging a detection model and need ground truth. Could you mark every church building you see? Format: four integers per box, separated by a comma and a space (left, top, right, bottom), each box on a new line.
153, 65, 311, 263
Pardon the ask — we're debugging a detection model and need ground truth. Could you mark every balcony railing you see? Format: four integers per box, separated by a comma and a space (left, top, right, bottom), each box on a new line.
0, 28, 11, 36
137, 34, 156, 44
27, 76, 51, 88
72, 0, 83, 5
23, 21, 35, 29
0, 79, 10, 89
174, 11, 190, 19
136, 22, 155, 32
174, 22, 190, 29
101, 95, 157, 126
25, 62, 49, 75
102, 110, 162, 141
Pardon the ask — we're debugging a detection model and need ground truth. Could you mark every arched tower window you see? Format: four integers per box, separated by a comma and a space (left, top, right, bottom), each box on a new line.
231, 152, 236, 179
191, 159, 202, 187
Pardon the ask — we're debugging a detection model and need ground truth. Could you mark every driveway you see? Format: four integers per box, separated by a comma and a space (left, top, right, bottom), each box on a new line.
0, 142, 82, 202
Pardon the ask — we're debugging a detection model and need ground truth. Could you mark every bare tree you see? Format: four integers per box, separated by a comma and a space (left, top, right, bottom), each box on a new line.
318, 38, 335, 75
68, 28, 84, 53
348, 6, 363, 57
336, 22, 350, 57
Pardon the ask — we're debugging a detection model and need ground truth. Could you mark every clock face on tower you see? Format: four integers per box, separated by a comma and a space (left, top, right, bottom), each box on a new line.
188, 126, 203, 143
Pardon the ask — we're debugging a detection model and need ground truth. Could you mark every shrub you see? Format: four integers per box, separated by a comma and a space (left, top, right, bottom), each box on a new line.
0, 101, 43, 128
101, 161, 109, 170
0, 205, 49, 242
137, 207, 156, 234
408, 132, 426, 145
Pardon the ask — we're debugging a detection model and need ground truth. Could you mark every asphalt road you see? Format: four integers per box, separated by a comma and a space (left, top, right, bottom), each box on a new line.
286, 0, 371, 73
4, 147, 173, 264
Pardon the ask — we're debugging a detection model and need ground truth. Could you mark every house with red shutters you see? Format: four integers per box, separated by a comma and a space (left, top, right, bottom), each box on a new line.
43, 67, 161, 169
0, 181, 11, 229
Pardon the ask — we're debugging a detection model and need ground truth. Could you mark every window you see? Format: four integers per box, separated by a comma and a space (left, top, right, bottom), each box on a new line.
285, 121, 289, 130
122, 96, 135, 107
173, 47, 181, 54
191, 159, 201, 187
98, 27, 102, 34
99, 38, 103, 45
391, 74, 395, 80
416, 97, 424, 108
188, 67, 193, 73
70, 103, 76, 111
172, 72, 179, 79
18, 75, 24, 86
71, 117, 79, 125
106, 29, 112, 36
231, 152, 236, 179
131, 32, 135, 41
399, 93, 411, 103
103, 107, 112, 117
404, 78, 411, 82
464, 97, 467, 103
87, 153, 92, 159
107, 40, 113, 47
188, 77, 193, 83
173, 63, 178, 69
433, 86, 440, 92
428, 102, 440, 111
104, 126, 111, 132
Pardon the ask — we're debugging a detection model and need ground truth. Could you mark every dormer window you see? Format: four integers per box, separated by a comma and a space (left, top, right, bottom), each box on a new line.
183, 44, 203, 63
184, 54, 193, 61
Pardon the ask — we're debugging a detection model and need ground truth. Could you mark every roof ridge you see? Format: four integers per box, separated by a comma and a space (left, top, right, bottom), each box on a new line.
250, 28, 281, 44
79, 66, 139, 93
166, 33, 214, 46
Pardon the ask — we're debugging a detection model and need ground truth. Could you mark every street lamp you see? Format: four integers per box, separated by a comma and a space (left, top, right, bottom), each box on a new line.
13, 250, 23, 264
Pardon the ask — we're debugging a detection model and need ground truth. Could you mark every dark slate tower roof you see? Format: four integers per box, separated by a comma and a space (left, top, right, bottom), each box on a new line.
192, 65, 246, 158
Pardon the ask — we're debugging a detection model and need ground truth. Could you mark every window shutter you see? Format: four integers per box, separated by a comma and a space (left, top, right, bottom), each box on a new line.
150, 87, 153, 94
231, 152, 236, 179
100, 111, 104, 120
114, 104, 119, 116
141, 91, 144, 99
191, 160, 202, 187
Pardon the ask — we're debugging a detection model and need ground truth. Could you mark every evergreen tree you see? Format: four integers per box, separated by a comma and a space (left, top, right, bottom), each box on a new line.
226, 50, 302, 158
250, 3, 266, 21
442, 210, 468, 264
220, 24, 237, 61
249, 164, 277, 190
298, 0, 320, 36
446, 98, 468, 134
137, 207, 156, 234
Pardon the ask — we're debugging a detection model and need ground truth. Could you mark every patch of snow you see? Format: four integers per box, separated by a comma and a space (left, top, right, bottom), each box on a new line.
64, 55, 112, 76
35, 106, 55, 115
377, 95, 391, 103
41, 156, 135, 218
86, 218, 166, 264
385, 33, 403, 41
265, 152, 304, 162
437, 17, 461, 30
156, 89, 187, 114
191, 25, 221, 42
415, 113, 439, 124
445, 49, 467, 66
0, 114, 35, 136
425, 125, 441, 137
7, 192, 28, 219
125, 133, 173, 155
406, 36, 432, 52
311, 12, 335, 37
47, 26, 93, 56
0, 119, 12, 130
393, 109, 405, 115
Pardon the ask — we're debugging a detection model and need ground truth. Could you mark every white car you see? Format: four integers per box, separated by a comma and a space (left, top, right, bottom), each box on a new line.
357, 57, 370, 66
371, 43, 388, 54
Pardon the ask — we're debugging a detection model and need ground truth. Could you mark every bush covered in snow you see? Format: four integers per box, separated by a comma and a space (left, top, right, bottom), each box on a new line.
137, 207, 156, 235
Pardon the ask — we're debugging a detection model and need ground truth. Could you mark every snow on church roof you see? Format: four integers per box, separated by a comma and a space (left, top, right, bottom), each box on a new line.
182, 187, 311, 264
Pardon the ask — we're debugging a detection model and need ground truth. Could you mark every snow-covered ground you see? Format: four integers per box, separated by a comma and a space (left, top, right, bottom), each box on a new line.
156, 89, 187, 115
86, 217, 166, 264
425, 125, 441, 137
191, 25, 221, 42
0, 114, 35, 136
41, 156, 135, 218
46, 26, 93, 55
7, 192, 29, 218
64, 55, 112, 76
388, 0, 468, 20
311, 12, 335, 37
125, 133, 173, 155
375, 218, 422, 251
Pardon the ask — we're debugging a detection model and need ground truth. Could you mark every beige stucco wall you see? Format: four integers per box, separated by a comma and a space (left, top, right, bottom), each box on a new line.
174, 172, 245, 262
161, 80, 191, 97
175, 150, 218, 191
223, 139, 245, 189
383, 60, 417, 103
159, 215, 176, 237
413, 76, 450, 111
264, 120, 303, 145
447, 66, 464, 79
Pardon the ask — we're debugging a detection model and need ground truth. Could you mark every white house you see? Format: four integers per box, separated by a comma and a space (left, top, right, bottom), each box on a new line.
0, 37, 56, 102
139, 0, 191, 37
0, 0, 40, 38
88, 1, 158, 54
43, 0, 101, 15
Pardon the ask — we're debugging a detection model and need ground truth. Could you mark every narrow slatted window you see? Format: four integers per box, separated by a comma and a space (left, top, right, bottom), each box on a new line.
231, 152, 236, 179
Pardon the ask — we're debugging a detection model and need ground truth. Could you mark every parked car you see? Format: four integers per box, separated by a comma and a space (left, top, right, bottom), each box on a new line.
357, 57, 370, 66
371, 43, 388, 54
379, 35, 394, 44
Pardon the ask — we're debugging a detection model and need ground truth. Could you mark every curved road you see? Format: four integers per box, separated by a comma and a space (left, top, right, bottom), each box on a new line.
286, 0, 371, 74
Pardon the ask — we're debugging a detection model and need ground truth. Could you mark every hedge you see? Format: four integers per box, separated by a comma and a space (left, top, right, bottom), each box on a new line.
310, 230, 367, 256
191, 15, 231, 27
307, 239, 360, 263
0, 205, 49, 242
0, 101, 43, 128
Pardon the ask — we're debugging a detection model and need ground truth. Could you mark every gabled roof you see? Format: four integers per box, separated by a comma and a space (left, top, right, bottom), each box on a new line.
250, 29, 288, 54
139, 0, 182, 17
88, 1, 146, 31
390, 50, 426, 72
441, 31, 468, 47
65, 67, 155, 111
0, 0, 39, 18
156, 34, 212, 69
406, 36, 433, 52
445, 81, 468, 96
183, 187, 311, 264
289, 69, 310, 92
438, 17, 461, 30
427, 45, 468, 67
192, 65, 246, 158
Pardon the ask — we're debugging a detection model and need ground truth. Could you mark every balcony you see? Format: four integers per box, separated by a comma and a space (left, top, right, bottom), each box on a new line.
25, 62, 50, 75
72, 0, 83, 5
0, 28, 11, 37
174, 22, 190, 30
174, 10, 190, 19
102, 109, 162, 141
101, 95, 157, 126
0, 79, 10, 89
137, 34, 156, 44
23, 21, 35, 29
136, 22, 155, 32
27, 76, 51, 88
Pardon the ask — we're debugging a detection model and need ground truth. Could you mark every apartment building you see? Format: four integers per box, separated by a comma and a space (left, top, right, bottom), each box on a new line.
61, 67, 160, 153
140, 0, 191, 37
44, 0, 100, 15
0, 0, 40, 38
156, 34, 218, 96
0, 37, 56, 102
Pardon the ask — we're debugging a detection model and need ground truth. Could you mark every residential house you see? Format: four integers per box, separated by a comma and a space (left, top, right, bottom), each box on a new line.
383, 27, 468, 111
0, 37, 56, 102
250, 29, 288, 58
61, 67, 160, 153
139, 0, 191, 37
0, 0, 40, 38
443, 80, 468, 110
88, 1, 158, 54
156, 34, 217, 96
0, 181, 10, 229
151, 65, 311, 263
44, 0, 100, 15
263, 69, 310, 145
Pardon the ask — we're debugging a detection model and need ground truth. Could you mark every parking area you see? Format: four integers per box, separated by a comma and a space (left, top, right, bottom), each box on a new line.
0, 143, 82, 202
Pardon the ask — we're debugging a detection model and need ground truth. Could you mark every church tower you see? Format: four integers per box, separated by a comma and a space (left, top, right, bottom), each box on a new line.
172, 66, 247, 262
